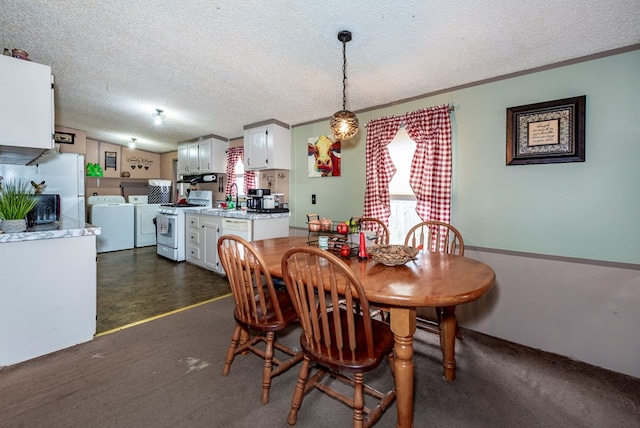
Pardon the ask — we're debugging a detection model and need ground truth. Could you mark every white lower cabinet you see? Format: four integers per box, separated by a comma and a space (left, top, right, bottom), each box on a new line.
0, 235, 96, 366
252, 217, 290, 241
186, 213, 223, 274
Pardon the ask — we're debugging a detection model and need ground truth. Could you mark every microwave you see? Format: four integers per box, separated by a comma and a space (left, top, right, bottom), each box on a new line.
27, 194, 60, 226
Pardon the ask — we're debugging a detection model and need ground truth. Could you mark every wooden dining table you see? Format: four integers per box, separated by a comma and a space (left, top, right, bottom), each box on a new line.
251, 236, 496, 428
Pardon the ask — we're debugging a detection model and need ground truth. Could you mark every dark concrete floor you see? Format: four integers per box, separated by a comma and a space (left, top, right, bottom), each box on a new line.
96, 246, 231, 333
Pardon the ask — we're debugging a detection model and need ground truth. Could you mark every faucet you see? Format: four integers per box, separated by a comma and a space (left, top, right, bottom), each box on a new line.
229, 182, 240, 210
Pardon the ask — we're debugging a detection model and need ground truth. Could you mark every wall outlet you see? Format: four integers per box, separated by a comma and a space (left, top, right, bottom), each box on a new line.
312, 194, 316, 204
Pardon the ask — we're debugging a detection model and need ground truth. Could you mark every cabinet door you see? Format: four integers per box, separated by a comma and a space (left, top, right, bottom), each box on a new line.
208, 137, 228, 173
202, 217, 221, 272
243, 122, 291, 170
244, 125, 268, 169
0, 56, 53, 149
197, 138, 212, 173
177, 144, 189, 175
267, 123, 291, 170
187, 142, 199, 173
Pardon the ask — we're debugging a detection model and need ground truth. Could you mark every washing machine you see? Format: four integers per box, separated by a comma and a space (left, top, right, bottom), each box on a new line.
128, 195, 161, 247
87, 195, 134, 253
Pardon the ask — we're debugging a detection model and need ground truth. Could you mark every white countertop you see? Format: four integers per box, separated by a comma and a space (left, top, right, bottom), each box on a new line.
0, 216, 101, 243
185, 208, 291, 220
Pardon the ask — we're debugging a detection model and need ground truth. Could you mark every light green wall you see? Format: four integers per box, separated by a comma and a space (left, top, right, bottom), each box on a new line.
290, 49, 640, 264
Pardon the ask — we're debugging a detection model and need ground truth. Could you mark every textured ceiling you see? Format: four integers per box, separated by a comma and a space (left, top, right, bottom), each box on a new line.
1, 1, 639, 154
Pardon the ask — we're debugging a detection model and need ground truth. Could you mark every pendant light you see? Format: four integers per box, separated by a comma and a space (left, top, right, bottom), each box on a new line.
330, 30, 359, 140
129, 137, 137, 149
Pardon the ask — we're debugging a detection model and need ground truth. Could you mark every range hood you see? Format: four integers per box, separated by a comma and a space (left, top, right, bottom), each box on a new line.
177, 173, 218, 184
0, 145, 50, 165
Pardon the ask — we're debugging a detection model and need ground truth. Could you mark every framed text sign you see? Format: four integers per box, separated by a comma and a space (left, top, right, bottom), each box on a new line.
506, 95, 586, 165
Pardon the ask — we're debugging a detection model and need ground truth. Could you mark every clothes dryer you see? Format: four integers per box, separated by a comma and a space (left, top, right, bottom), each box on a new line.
128, 195, 161, 247
87, 195, 134, 253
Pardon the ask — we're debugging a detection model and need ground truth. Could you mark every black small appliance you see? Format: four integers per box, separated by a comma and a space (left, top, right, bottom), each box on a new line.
27, 194, 60, 226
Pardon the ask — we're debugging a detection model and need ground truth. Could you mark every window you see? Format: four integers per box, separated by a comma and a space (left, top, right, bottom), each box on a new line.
387, 127, 421, 244
233, 159, 245, 196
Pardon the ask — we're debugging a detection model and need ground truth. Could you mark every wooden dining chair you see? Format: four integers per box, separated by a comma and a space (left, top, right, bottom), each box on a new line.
281, 246, 396, 428
218, 235, 303, 405
404, 221, 465, 341
358, 217, 390, 245
354, 217, 391, 320
404, 220, 464, 256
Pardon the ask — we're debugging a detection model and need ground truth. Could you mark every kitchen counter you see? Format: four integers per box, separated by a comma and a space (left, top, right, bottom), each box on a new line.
185, 208, 290, 219
0, 216, 101, 243
0, 216, 98, 366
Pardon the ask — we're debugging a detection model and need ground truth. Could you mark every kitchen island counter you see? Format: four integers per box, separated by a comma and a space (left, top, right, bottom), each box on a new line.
0, 217, 100, 243
186, 208, 290, 220
184, 209, 290, 274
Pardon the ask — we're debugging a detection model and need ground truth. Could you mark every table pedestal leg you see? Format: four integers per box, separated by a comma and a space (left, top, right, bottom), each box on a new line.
389, 307, 416, 428
441, 306, 457, 381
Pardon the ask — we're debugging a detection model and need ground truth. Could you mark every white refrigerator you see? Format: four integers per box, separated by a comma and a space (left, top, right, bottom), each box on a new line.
0, 153, 86, 223
34, 153, 86, 223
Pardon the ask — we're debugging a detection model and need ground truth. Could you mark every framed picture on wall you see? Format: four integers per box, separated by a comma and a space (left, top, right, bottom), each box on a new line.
308, 135, 341, 177
105, 151, 117, 170
506, 95, 586, 165
54, 131, 75, 144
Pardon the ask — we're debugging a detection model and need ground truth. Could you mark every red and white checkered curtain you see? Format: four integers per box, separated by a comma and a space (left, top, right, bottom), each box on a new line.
225, 147, 256, 195
363, 116, 403, 224
363, 104, 452, 225
405, 105, 452, 223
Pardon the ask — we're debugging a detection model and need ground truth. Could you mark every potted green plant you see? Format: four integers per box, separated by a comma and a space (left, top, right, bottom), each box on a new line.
0, 179, 38, 233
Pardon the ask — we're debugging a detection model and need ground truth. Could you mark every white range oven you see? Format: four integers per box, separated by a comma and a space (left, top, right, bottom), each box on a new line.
156, 190, 213, 261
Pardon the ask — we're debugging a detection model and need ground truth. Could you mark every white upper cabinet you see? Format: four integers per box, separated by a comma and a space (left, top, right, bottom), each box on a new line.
0, 55, 54, 150
243, 120, 290, 170
177, 144, 189, 175
197, 137, 227, 173
178, 136, 228, 175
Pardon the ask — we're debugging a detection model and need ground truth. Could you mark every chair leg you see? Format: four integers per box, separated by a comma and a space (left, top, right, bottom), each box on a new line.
239, 326, 250, 355
353, 372, 365, 428
261, 331, 275, 405
222, 324, 242, 376
288, 356, 311, 426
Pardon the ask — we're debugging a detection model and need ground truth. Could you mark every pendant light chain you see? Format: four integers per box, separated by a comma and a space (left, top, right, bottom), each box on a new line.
342, 37, 347, 111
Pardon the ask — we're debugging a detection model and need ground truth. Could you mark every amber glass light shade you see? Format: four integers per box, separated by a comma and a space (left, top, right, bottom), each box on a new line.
330, 109, 359, 140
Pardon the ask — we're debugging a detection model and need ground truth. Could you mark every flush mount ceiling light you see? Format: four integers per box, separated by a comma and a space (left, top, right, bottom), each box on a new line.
129, 137, 137, 149
329, 30, 359, 141
152, 108, 165, 125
